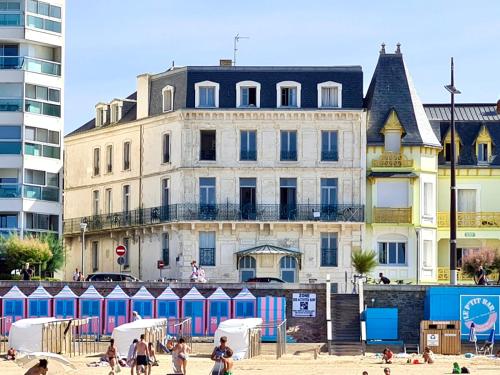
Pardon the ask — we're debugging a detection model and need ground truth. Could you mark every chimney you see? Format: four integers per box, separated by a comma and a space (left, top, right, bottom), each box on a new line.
497, 99, 500, 115
380, 43, 386, 54
219, 59, 233, 67
395, 43, 401, 54
136, 73, 151, 120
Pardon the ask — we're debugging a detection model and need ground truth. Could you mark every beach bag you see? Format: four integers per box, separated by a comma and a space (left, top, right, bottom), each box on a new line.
461, 367, 470, 374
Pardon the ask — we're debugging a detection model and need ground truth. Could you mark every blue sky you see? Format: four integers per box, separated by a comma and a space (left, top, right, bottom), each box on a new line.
65, 0, 500, 134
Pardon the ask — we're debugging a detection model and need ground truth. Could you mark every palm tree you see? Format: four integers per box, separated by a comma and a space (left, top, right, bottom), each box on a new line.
351, 249, 378, 276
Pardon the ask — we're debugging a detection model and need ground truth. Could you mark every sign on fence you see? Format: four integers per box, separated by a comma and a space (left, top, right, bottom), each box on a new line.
427, 333, 439, 347
292, 293, 316, 317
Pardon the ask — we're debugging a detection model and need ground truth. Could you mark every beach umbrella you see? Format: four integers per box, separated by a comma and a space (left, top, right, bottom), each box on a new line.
468, 323, 477, 343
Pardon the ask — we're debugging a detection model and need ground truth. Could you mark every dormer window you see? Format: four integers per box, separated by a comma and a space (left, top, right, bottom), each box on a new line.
195, 81, 219, 108
277, 81, 301, 108
95, 104, 108, 127
443, 129, 461, 163
110, 100, 122, 123
381, 109, 404, 153
475, 126, 493, 164
236, 81, 261, 108
318, 81, 342, 108
162, 85, 174, 112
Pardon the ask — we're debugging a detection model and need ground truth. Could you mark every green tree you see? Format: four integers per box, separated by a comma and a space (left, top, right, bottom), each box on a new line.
4, 235, 52, 271
351, 249, 378, 275
41, 234, 65, 275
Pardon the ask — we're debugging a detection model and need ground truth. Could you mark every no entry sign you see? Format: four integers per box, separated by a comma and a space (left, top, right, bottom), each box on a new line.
116, 245, 127, 257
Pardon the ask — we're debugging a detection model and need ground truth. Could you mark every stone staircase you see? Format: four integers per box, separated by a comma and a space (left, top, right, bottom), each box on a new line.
330, 294, 363, 355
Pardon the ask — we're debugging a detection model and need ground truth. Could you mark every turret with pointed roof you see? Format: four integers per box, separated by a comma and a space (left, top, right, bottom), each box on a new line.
365, 45, 441, 148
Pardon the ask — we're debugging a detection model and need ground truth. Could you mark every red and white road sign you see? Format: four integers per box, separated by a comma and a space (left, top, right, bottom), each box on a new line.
157, 260, 164, 269
115, 245, 127, 257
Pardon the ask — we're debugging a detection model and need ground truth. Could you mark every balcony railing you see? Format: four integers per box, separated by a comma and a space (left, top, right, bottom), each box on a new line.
0, 184, 21, 198
0, 56, 61, 76
438, 212, 500, 227
0, 13, 22, 26
373, 207, 412, 224
0, 98, 22, 112
0, 56, 22, 69
23, 185, 59, 202
63, 203, 365, 235
372, 152, 414, 168
240, 150, 257, 161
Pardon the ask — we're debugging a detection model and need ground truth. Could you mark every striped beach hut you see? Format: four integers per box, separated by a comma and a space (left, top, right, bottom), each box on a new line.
78, 285, 103, 334
156, 287, 180, 335
181, 287, 206, 336
54, 285, 78, 319
207, 287, 231, 335
257, 296, 286, 341
232, 288, 257, 319
104, 285, 130, 334
131, 286, 154, 319
1, 286, 27, 334
27, 286, 52, 318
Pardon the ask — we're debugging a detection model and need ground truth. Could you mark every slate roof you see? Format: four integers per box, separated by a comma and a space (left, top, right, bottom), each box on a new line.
67, 66, 363, 138
365, 51, 441, 147
424, 103, 500, 166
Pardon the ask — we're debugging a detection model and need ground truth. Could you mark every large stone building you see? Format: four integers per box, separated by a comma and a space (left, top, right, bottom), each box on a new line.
63, 65, 366, 285
0, 0, 65, 238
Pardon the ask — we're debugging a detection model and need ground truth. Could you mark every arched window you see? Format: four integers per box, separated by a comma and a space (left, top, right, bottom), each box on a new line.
317, 81, 342, 108
236, 81, 261, 108
280, 256, 297, 282
276, 81, 301, 108
239, 256, 256, 282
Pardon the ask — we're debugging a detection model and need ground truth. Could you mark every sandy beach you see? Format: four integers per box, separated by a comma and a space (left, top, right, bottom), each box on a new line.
4, 344, 500, 375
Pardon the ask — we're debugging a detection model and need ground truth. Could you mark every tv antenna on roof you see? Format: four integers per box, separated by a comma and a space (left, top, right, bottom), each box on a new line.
233, 33, 249, 66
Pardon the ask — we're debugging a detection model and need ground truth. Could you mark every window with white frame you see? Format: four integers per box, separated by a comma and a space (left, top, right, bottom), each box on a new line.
91, 241, 99, 271
377, 181, 408, 207
162, 85, 174, 112
236, 81, 260, 108
162, 233, 169, 266
423, 240, 433, 268
478, 143, 488, 163
317, 81, 342, 108
123, 141, 131, 171
457, 189, 477, 212
195, 81, 219, 108
378, 242, 406, 265
276, 81, 301, 108
162, 133, 170, 163
110, 102, 122, 123
106, 145, 113, 173
92, 190, 99, 216
95, 104, 107, 127
199, 231, 216, 266
93, 147, 100, 176
384, 132, 401, 152
423, 182, 434, 217
105, 188, 112, 215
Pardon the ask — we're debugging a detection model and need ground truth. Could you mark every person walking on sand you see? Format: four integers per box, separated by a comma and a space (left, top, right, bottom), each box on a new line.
127, 339, 138, 375
134, 334, 150, 375
211, 336, 231, 375
106, 338, 119, 374
24, 359, 48, 375
173, 337, 190, 374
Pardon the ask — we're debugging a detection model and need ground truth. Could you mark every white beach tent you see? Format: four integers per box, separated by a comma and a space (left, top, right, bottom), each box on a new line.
213, 318, 263, 360
8, 317, 59, 353
111, 318, 167, 356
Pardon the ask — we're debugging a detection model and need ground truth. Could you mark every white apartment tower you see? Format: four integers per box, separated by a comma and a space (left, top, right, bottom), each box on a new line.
0, 0, 64, 238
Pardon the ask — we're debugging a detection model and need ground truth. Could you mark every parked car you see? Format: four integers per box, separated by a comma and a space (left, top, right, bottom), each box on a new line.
246, 277, 285, 283
85, 272, 140, 282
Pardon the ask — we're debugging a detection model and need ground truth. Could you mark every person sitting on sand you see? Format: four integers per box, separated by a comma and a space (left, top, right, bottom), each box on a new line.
7, 347, 16, 360
106, 338, 119, 373
222, 348, 234, 375
173, 337, 190, 374
423, 346, 434, 364
24, 359, 48, 375
382, 348, 393, 364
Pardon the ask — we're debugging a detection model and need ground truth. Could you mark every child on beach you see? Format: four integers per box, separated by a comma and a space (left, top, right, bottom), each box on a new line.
382, 348, 393, 364
423, 347, 434, 364
222, 348, 234, 375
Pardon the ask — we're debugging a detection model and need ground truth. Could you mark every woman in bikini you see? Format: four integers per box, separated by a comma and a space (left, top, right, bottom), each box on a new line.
173, 337, 190, 374
106, 338, 118, 374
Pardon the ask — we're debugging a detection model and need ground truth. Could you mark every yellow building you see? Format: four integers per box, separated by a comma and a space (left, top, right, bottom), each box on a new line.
364, 45, 441, 283
425, 102, 500, 282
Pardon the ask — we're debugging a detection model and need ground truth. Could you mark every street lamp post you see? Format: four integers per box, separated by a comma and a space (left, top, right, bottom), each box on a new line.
445, 57, 461, 285
80, 222, 87, 278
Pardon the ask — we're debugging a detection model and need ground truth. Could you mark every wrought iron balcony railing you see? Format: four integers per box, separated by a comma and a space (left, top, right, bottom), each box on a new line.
372, 152, 414, 168
240, 150, 257, 161
63, 203, 365, 235
321, 150, 338, 161
280, 150, 297, 161
438, 212, 500, 228
373, 207, 412, 224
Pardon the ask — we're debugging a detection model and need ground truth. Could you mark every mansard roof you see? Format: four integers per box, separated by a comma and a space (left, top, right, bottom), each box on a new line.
365, 48, 440, 148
